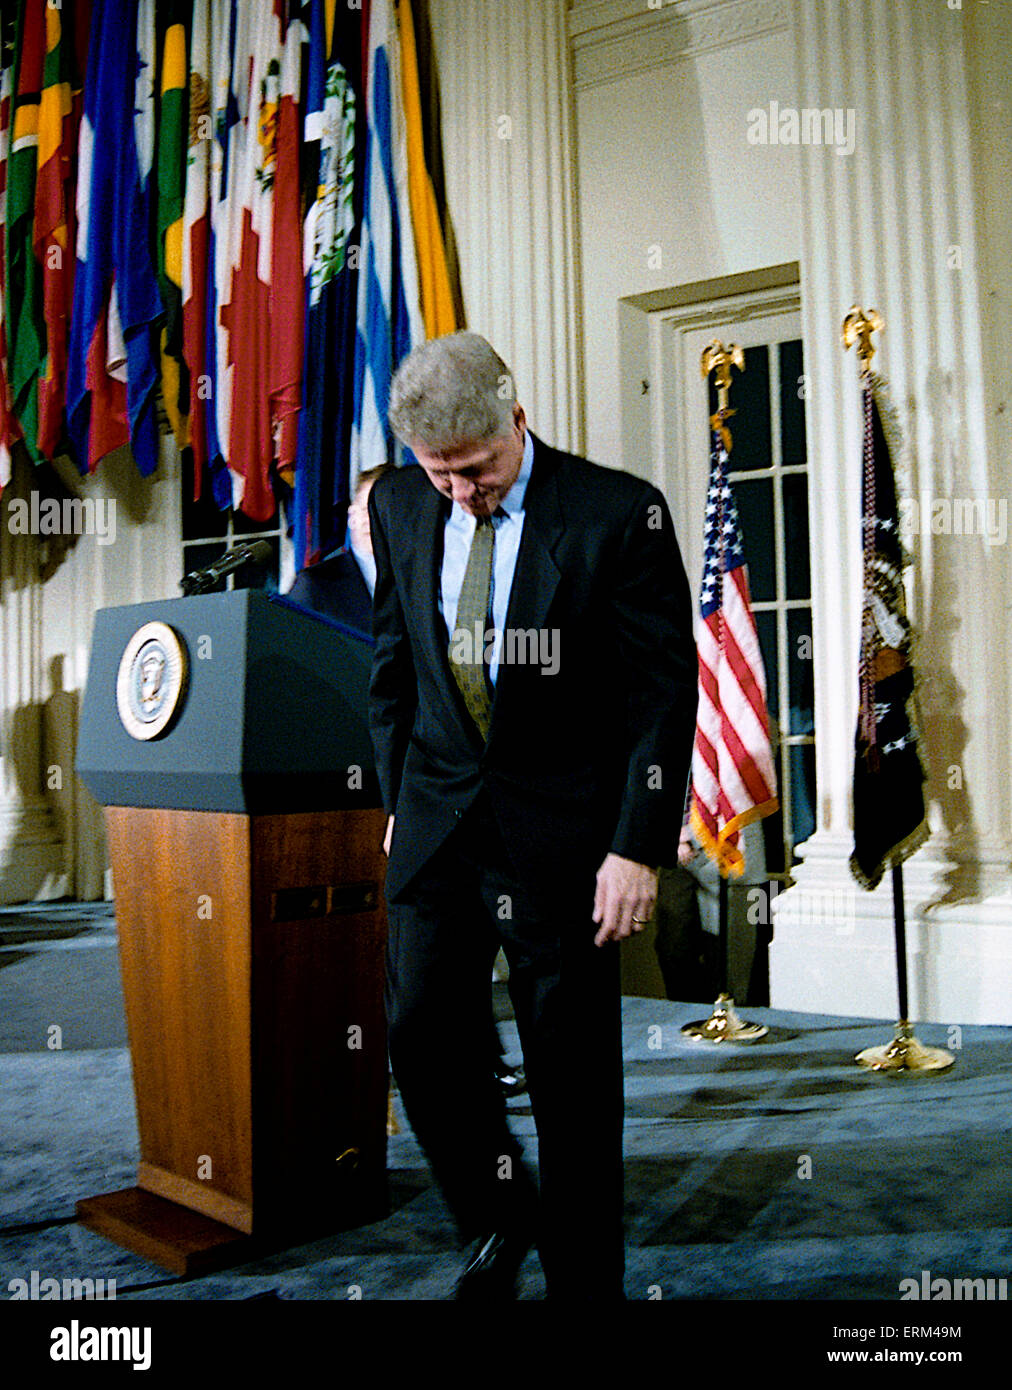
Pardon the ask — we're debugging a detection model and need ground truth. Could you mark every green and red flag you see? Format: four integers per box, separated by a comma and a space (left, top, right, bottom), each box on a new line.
5, 0, 46, 460
33, 0, 84, 461
1, 11, 23, 489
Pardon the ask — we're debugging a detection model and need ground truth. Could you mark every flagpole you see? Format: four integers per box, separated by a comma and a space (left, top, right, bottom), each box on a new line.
682, 341, 768, 1045
718, 872, 729, 998
891, 863, 909, 1022
842, 307, 953, 1074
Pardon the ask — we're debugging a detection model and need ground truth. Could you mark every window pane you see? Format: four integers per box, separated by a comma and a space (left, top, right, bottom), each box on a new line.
779, 339, 807, 465
789, 743, 817, 853
733, 476, 775, 601
231, 536, 280, 591
782, 473, 812, 600
234, 506, 280, 537
787, 608, 814, 735
181, 539, 280, 592
182, 456, 229, 541
709, 345, 770, 472
181, 542, 228, 593
754, 609, 779, 724
761, 787, 786, 877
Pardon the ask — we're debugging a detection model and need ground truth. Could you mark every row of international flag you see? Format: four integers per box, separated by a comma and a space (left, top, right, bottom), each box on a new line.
0, 0, 458, 568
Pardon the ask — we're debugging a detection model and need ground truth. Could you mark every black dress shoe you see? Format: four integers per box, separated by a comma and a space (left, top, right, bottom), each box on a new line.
453, 1226, 534, 1301
494, 1059, 527, 1097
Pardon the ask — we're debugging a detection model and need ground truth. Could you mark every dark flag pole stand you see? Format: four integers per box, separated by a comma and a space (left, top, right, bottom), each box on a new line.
841, 307, 954, 1075
855, 862, 954, 1072
682, 341, 770, 1045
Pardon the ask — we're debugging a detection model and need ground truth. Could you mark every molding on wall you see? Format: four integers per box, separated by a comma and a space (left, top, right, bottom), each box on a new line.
568, 0, 791, 90
770, 830, 1012, 1025
622, 260, 799, 316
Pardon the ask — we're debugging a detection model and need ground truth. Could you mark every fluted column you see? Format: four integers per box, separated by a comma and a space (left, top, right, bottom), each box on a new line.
0, 457, 65, 902
427, 0, 584, 451
770, 0, 1012, 1024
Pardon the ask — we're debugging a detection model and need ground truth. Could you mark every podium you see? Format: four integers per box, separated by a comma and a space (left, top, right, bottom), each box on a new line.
74, 591, 389, 1274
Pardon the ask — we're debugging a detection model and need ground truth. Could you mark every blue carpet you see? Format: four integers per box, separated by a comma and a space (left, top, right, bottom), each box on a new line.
2, 901, 1010, 1311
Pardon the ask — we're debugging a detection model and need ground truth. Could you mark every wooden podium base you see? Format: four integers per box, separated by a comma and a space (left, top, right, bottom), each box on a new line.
81, 805, 390, 1275
77, 1189, 256, 1278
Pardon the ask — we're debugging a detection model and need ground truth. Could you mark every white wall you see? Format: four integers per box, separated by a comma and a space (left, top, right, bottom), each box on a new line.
567, 0, 802, 995
427, 0, 584, 451
571, 2, 802, 471
1, 438, 184, 901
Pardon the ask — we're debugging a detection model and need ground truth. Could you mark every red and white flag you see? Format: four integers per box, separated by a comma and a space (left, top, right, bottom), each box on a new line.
214, 1, 305, 520
689, 418, 779, 876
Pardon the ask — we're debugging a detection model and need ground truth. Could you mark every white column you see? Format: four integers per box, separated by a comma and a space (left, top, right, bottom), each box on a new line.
36, 440, 186, 902
427, 0, 584, 451
1, 437, 185, 904
1, 459, 65, 903
770, 0, 1012, 1024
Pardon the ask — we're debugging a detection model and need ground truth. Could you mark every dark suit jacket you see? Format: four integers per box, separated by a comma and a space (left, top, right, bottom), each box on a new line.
286, 548, 374, 638
368, 433, 698, 906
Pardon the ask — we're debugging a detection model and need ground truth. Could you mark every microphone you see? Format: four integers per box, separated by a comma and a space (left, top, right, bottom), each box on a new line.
180, 539, 273, 595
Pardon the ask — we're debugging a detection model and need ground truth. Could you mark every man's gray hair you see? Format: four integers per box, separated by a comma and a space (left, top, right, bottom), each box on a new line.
388, 332, 517, 450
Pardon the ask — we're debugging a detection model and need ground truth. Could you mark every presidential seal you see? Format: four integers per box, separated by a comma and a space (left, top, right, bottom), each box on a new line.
116, 622, 189, 741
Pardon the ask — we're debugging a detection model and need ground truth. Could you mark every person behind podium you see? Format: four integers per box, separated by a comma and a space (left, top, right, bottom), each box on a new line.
285, 464, 393, 635
367, 332, 697, 1301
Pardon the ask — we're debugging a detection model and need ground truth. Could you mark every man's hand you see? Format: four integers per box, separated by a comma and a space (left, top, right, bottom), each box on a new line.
592, 853, 658, 947
383, 815, 395, 857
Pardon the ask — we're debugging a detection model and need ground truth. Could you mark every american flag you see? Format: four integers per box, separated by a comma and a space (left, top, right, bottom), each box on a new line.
689, 419, 779, 875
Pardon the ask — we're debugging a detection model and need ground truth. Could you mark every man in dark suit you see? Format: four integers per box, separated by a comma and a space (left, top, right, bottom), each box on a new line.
368, 332, 697, 1300
287, 459, 526, 1097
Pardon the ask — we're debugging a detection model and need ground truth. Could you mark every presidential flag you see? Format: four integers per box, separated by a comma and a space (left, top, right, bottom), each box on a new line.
850, 374, 928, 889
689, 417, 779, 876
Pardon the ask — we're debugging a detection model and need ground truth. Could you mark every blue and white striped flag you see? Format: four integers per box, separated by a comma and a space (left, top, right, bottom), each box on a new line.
351, 0, 424, 479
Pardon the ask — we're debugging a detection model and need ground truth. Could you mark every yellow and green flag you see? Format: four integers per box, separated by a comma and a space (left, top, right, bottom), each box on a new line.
155, 0, 190, 448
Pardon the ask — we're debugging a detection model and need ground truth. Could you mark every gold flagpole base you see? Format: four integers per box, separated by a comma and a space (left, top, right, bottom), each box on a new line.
855, 1019, 955, 1073
681, 993, 768, 1043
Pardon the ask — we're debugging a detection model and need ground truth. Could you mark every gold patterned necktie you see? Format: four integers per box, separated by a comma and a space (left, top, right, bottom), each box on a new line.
449, 514, 495, 739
